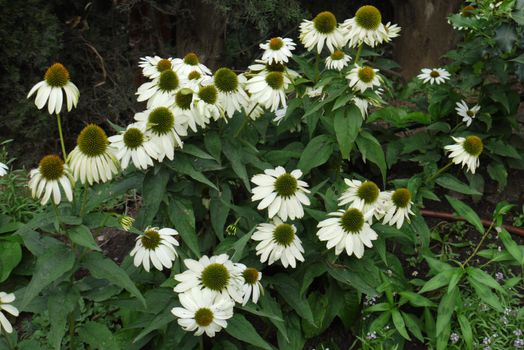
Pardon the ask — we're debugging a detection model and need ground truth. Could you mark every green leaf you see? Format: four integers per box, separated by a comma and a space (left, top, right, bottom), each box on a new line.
467, 276, 503, 312
300, 262, 327, 297
398, 291, 435, 307
486, 139, 522, 159
204, 130, 222, 161
392, 308, 410, 340
297, 135, 334, 174
277, 313, 305, 350
445, 196, 484, 233
498, 228, 524, 264
260, 294, 289, 343
334, 105, 362, 159
270, 274, 315, 325
48, 286, 80, 350
223, 139, 250, 191
356, 131, 387, 184
487, 162, 507, 190
231, 228, 254, 262
20, 243, 75, 309
168, 198, 201, 258
225, 314, 273, 350
419, 269, 456, 294
133, 308, 175, 343
181, 144, 214, 160
68, 225, 100, 251
135, 167, 170, 229
402, 312, 424, 342
435, 175, 481, 195
81, 251, 146, 307
436, 288, 458, 337
457, 314, 473, 350
210, 185, 232, 240
447, 268, 465, 293
0, 241, 21, 282
167, 154, 218, 190
466, 267, 506, 294
78, 321, 120, 350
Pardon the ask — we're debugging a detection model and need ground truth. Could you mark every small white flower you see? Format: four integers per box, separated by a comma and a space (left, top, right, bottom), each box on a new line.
0, 292, 19, 334
260, 37, 296, 64
383, 22, 401, 42
27, 63, 80, 115
194, 84, 224, 124
0, 162, 8, 177
174, 254, 244, 303
248, 60, 300, 81
338, 179, 384, 218
67, 124, 119, 185
341, 5, 390, 48
252, 218, 305, 268
244, 95, 266, 120
108, 123, 160, 170
346, 65, 381, 93
139, 56, 175, 79
173, 53, 212, 79
214, 68, 249, 119
317, 208, 378, 258
417, 68, 451, 85
136, 69, 181, 108
273, 107, 287, 124
246, 71, 290, 112
305, 86, 325, 99
173, 88, 200, 133
353, 96, 370, 118
171, 287, 234, 337
381, 188, 415, 229
444, 136, 483, 174
29, 155, 74, 205
325, 50, 352, 71
235, 264, 263, 305
299, 11, 347, 53
455, 100, 480, 127
251, 166, 310, 221
130, 227, 179, 272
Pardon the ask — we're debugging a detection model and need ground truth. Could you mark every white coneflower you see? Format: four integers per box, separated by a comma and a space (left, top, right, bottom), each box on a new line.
417, 68, 450, 85
139, 56, 175, 79
183, 69, 212, 92
381, 188, 415, 229
134, 106, 188, 161
28, 155, 74, 205
0, 162, 8, 177
27, 63, 80, 115
347, 65, 381, 93
342, 5, 389, 48
235, 264, 263, 305
299, 11, 347, 53
248, 60, 300, 81
317, 208, 378, 258
243, 95, 266, 121
194, 84, 223, 124
136, 69, 180, 108
338, 179, 383, 218
384, 22, 401, 42
259, 37, 296, 64
246, 71, 290, 112
0, 292, 19, 334
171, 287, 234, 337
173, 52, 212, 79
213, 68, 249, 119
353, 96, 370, 118
455, 100, 480, 127
173, 88, 199, 132
251, 218, 305, 268
108, 123, 160, 170
174, 254, 244, 303
325, 50, 352, 71
251, 166, 310, 221
129, 226, 179, 272
67, 124, 119, 185
444, 136, 483, 174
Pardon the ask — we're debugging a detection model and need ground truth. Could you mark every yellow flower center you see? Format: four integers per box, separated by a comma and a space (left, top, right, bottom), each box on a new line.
123, 128, 144, 149
39, 155, 64, 180
156, 59, 172, 73
201, 263, 230, 291
430, 70, 440, 78
183, 52, 200, 66
461, 5, 476, 17
198, 85, 218, 105
242, 268, 260, 285
340, 208, 364, 234
44, 63, 70, 87
355, 5, 382, 30
273, 224, 295, 247
313, 11, 337, 34
188, 70, 201, 80
148, 107, 175, 135
77, 124, 108, 157
194, 308, 214, 327
391, 188, 411, 208
357, 181, 380, 204
358, 66, 375, 83
274, 173, 297, 197
463, 136, 483, 156
141, 229, 161, 250
269, 37, 284, 50
330, 50, 345, 60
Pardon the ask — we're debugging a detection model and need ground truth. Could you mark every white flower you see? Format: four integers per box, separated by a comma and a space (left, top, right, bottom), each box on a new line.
252, 218, 305, 268
260, 37, 296, 64
29, 155, 74, 205
0, 292, 19, 334
341, 5, 389, 48
417, 68, 451, 85
136, 69, 181, 108
173, 88, 200, 132
182, 69, 213, 92
173, 53, 212, 79
381, 188, 415, 229
273, 107, 287, 124
0, 162, 8, 177
305, 86, 325, 99
27, 63, 80, 115
67, 124, 119, 185
134, 106, 188, 161
251, 166, 310, 221
108, 123, 160, 170
444, 136, 483, 174
299, 11, 347, 53
338, 179, 384, 218
214, 68, 249, 119
171, 287, 234, 337
139, 56, 175, 79
325, 50, 352, 71
194, 84, 224, 124
246, 71, 290, 112
248, 60, 300, 81
174, 254, 244, 303
130, 227, 179, 272
384, 22, 401, 42
353, 96, 370, 118
455, 100, 480, 127
244, 95, 266, 120
317, 208, 378, 258
490, 1, 502, 9
347, 65, 381, 93
235, 264, 263, 305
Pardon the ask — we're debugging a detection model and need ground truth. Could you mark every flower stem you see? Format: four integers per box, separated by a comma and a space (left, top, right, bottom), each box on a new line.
449, 121, 464, 134
79, 186, 89, 218
56, 113, 68, 159
354, 43, 364, 64
426, 161, 453, 183
462, 221, 494, 267
234, 103, 258, 138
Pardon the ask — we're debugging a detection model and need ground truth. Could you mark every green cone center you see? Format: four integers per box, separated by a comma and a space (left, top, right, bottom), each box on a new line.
269, 37, 284, 50
358, 66, 375, 83
266, 62, 285, 72
392, 188, 411, 208
148, 107, 174, 135
183, 52, 199, 66
273, 224, 295, 247
357, 181, 380, 204
274, 173, 298, 197
188, 71, 201, 80
44, 63, 70, 87
198, 85, 218, 104
201, 263, 230, 291
176, 89, 193, 110
156, 59, 172, 73
355, 5, 382, 30
39, 155, 64, 180
265, 72, 284, 90
463, 136, 483, 156
194, 308, 214, 327
77, 124, 108, 157
331, 50, 345, 60
340, 208, 364, 233
141, 229, 161, 250
242, 268, 259, 285
158, 70, 179, 91
123, 128, 144, 149
313, 11, 337, 34
214, 68, 238, 92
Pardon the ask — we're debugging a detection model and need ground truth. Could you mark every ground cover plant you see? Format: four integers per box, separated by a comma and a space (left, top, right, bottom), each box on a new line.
0, 0, 523, 349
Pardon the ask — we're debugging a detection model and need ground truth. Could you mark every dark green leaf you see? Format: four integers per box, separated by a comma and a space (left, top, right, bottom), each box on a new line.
356, 131, 387, 183
392, 308, 410, 340
78, 321, 120, 350
0, 241, 21, 282
135, 167, 170, 229
445, 196, 484, 233
68, 225, 100, 251
334, 105, 362, 159
435, 175, 481, 195
225, 314, 273, 350
297, 135, 334, 174
168, 198, 200, 258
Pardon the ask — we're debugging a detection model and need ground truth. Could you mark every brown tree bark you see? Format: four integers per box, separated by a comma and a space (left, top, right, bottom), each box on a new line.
391, 0, 462, 79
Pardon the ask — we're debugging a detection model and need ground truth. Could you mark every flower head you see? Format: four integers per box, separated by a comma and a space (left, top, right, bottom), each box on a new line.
381, 188, 415, 228
325, 50, 352, 71
0, 292, 18, 334
29, 154, 74, 205
136, 69, 180, 108
0, 162, 8, 177
260, 37, 296, 64
299, 11, 347, 53
130, 227, 179, 272
347, 65, 381, 93
251, 166, 310, 221
235, 264, 263, 305
27, 63, 80, 115
173, 52, 212, 78
252, 218, 305, 268
338, 179, 384, 218
108, 123, 160, 170
214, 68, 249, 118
417, 68, 450, 85
246, 71, 291, 112
341, 5, 392, 48
139, 56, 175, 79
455, 100, 480, 127
444, 136, 483, 174
171, 287, 234, 337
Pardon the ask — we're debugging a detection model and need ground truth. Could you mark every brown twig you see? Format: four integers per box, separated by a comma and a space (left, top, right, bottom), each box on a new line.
420, 209, 524, 237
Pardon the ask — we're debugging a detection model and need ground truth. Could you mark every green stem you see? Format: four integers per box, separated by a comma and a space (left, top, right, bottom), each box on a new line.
56, 113, 68, 159
426, 161, 453, 183
449, 121, 464, 134
314, 53, 320, 82
199, 337, 204, 350
354, 43, 364, 64
79, 186, 89, 218
462, 222, 495, 267
234, 103, 258, 138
